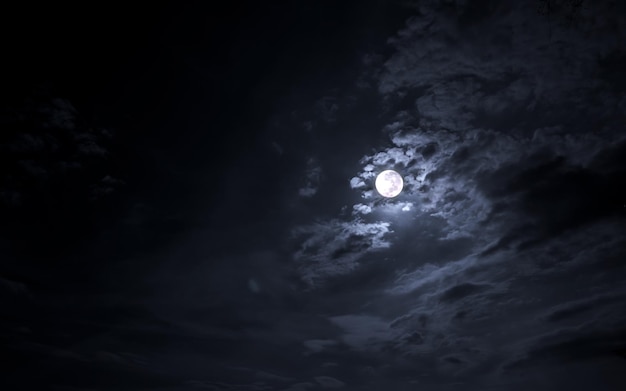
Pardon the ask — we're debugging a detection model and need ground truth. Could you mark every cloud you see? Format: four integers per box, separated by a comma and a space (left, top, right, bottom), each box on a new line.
39, 98, 77, 130
351, 122, 625, 243
378, 214, 626, 374
277, 0, 625, 386
90, 175, 125, 200
352, 203, 372, 215
438, 282, 492, 303
271, 141, 284, 156
299, 158, 322, 197
315, 96, 340, 123
386, 257, 478, 296
75, 132, 108, 157
292, 219, 392, 286
282, 383, 315, 391
283, 1, 626, 387
92, 351, 148, 368
329, 315, 397, 352
543, 294, 626, 323
186, 380, 273, 391
380, 2, 626, 108
0, 190, 21, 207
254, 370, 294, 383
503, 324, 626, 371
338, 1, 626, 246
1, 95, 119, 215
8, 133, 50, 153
0, 276, 28, 295
303, 339, 338, 355
349, 177, 366, 189
299, 187, 318, 197
314, 376, 345, 388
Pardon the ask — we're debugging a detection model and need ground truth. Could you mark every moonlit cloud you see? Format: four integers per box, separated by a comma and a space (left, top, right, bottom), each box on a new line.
292, 219, 392, 286
352, 203, 372, 215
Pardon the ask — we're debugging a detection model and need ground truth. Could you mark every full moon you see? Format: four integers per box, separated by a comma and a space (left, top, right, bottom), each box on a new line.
375, 170, 403, 198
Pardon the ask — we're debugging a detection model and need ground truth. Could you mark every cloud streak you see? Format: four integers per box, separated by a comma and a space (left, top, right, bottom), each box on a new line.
292, 219, 392, 287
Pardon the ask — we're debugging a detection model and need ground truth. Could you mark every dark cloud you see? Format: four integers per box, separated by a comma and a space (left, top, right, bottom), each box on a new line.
0, 275, 28, 295
314, 376, 345, 388
504, 325, 626, 371
90, 175, 125, 200
442, 355, 463, 365
400, 331, 424, 345
281, 383, 316, 391
0, 93, 123, 260
439, 282, 491, 303
299, 158, 322, 197
544, 294, 625, 323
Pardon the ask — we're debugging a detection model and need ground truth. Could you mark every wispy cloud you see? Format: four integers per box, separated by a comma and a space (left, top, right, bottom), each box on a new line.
314, 376, 345, 388
292, 219, 392, 287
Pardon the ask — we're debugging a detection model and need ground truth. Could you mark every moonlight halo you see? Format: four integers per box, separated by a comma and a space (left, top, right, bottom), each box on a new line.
375, 170, 403, 198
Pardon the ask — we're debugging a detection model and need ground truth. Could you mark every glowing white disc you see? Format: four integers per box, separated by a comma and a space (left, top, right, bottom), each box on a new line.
375, 170, 403, 198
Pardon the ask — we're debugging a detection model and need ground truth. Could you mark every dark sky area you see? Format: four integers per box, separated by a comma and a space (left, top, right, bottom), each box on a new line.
2, 1, 626, 390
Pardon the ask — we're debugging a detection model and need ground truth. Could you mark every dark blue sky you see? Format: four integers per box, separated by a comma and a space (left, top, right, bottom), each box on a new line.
2, 1, 626, 390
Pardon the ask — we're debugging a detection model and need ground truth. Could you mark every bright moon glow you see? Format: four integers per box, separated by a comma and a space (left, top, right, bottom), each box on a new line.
375, 170, 403, 198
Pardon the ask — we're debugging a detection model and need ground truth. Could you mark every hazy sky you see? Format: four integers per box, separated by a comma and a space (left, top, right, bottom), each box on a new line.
2, 1, 626, 390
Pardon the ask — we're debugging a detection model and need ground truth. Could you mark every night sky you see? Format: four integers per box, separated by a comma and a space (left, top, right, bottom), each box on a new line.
2, 1, 626, 390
